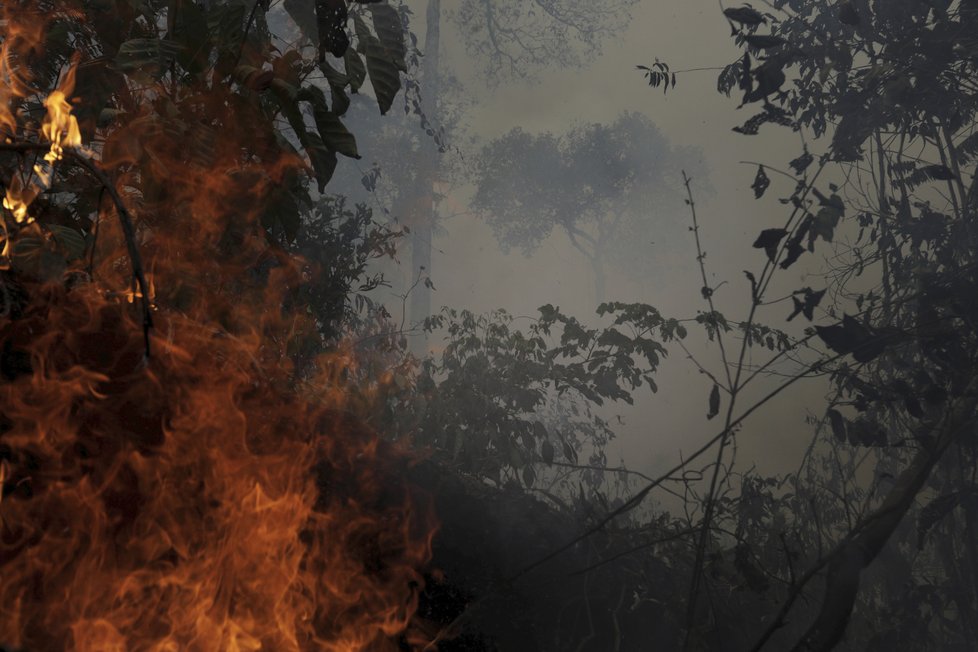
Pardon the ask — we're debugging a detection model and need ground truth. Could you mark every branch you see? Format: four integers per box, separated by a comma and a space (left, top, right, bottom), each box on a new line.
66, 152, 154, 357
762, 381, 978, 652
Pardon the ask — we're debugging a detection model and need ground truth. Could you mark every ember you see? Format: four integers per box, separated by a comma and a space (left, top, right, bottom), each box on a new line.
0, 2, 436, 650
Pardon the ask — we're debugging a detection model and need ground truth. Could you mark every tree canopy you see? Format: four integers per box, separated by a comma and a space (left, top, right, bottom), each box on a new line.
472, 111, 708, 301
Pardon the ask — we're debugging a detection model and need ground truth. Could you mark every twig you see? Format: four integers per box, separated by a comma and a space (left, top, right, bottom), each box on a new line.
66, 152, 154, 357
232, 0, 266, 73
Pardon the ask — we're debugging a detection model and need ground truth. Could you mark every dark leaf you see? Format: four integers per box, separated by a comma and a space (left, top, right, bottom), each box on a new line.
744, 59, 786, 103
354, 15, 402, 114
827, 408, 847, 443
739, 52, 752, 93
917, 493, 960, 550
780, 234, 805, 268
541, 440, 554, 465
707, 384, 721, 420
745, 34, 786, 49
814, 314, 885, 362
752, 228, 787, 261
848, 418, 887, 446
924, 164, 956, 180
315, 0, 349, 60
789, 150, 814, 175
838, 1, 860, 25
724, 6, 767, 26
787, 287, 826, 321
284, 0, 317, 45
751, 165, 771, 198
369, 2, 407, 72
344, 47, 367, 92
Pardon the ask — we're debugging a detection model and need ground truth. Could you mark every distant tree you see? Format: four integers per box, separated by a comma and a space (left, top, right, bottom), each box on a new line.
452, 0, 637, 80
280, 0, 641, 337
471, 112, 708, 302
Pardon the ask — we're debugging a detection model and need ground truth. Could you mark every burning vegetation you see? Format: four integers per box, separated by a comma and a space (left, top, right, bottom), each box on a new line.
0, 1, 436, 649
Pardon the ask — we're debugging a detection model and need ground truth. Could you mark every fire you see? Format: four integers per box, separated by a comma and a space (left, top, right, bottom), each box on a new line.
0, 3, 437, 651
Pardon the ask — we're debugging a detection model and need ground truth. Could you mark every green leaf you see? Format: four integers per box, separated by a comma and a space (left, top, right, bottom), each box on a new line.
262, 186, 302, 242
917, 493, 960, 550
115, 39, 183, 79
303, 133, 338, 192
315, 0, 349, 59
753, 228, 787, 262
354, 14, 401, 114
283, 0, 317, 45
206, 1, 247, 54
724, 6, 766, 26
274, 87, 337, 191
751, 164, 770, 198
299, 86, 359, 158
826, 408, 846, 443
171, 0, 210, 74
344, 47, 367, 92
48, 224, 87, 261
368, 2, 407, 72
541, 440, 554, 465
707, 383, 720, 420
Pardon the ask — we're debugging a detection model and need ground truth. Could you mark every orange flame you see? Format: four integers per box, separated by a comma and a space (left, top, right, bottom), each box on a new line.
0, 4, 437, 651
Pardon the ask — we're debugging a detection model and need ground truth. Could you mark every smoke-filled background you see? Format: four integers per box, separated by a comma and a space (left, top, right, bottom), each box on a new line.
306, 0, 820, 485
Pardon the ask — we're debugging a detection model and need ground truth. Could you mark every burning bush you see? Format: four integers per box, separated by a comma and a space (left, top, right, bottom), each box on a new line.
0, 1, 436, 649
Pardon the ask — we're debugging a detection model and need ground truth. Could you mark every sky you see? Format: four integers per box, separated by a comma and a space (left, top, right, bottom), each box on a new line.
335, 0, 836, 482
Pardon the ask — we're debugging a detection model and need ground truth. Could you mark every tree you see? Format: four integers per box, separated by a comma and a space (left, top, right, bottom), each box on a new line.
280, 0, 641, 342
635, 1, 978, 649
471, 112, 708, 302
0, 1, 442, 649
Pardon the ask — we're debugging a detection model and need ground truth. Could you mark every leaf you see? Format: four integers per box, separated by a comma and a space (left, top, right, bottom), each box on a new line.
171, 0, 211, 74
917, 493, 960, 550
744, 34, 786, 49
847, 418, 887, 446
752, 228, 787, 261
789, 150, 814, 175
827, 408, 847, 443
781, 229, 807, 269
813, 206, 841, 242
354, 15, 401, 114
299, 86, 359, 157
115, 39, 183, 79
522, 464, 536, 488
838, 1, 860, 25
707, 384, 721, 420
814, 314, 885, 362
533, 421, 548, 441
744, 59, 786, 103
787, 287, 826, 321
48, 224, 87, 261
284, 0, 317, 45
344, 47, 367, 92
206, 2, 247, 57
316, 0, 349, 60
751, 165, 770, 198
369, 2, 407, 72
541, 440, 554, 465
556, 429, 578, 464
923, 164, 956, 181
724, 6, 766, 26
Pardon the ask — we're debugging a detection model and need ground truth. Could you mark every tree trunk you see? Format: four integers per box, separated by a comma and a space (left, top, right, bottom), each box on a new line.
591, 255, 607, 305
407, 0, 441, 355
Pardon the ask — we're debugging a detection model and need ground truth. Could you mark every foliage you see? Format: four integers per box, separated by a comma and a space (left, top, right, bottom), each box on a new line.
471, 111, 709, 299
451, 0, 639, 80
637, 1, 978, 650
361, 303, 685, 494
